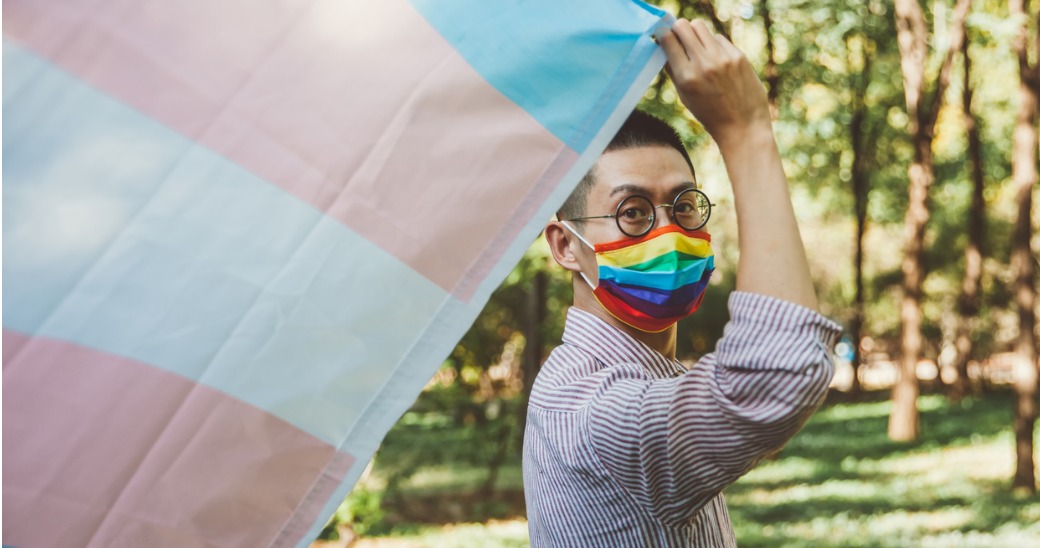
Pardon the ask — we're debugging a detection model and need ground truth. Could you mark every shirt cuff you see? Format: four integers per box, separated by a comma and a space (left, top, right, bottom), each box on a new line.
724, 290, 843, 356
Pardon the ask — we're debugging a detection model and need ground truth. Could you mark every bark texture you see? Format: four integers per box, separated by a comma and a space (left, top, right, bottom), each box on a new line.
890, 0, 971, 442
849, 36, 876, 398
949, 31, 986, 402
1010, 0, 1039, 495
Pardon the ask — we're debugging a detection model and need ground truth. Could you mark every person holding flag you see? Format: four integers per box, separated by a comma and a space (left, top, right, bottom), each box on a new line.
523, 18, 841, 546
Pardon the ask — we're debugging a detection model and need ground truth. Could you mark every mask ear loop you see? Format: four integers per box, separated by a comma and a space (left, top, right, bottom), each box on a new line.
559, 221, 598, 290
559, 221, 595, 249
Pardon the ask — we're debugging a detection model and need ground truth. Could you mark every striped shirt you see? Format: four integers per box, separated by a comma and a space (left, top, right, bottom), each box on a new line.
522, 291, 841, 547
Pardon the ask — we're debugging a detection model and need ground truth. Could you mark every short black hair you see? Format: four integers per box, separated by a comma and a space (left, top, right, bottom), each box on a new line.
556, 110, 695, 221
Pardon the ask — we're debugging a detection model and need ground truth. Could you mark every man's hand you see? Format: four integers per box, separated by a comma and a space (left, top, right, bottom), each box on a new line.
659, 18, 819, 311
659, 19, 771, 149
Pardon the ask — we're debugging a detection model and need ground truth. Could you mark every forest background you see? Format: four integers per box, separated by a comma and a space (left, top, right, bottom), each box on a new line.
318, 0, 1040, 545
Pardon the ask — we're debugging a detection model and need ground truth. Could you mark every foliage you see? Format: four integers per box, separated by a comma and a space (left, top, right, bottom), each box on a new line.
319, 385, 525, 540
422, 0, 1035, 395
325, 487, 386, 539
640, 0, 1032, 360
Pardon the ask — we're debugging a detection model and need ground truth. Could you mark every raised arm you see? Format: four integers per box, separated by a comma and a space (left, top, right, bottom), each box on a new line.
581, 20, 838, 525
659, 19, 818, 311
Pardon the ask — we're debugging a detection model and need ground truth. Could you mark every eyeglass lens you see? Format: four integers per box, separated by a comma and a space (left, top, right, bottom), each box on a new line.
615, 189, 710, 237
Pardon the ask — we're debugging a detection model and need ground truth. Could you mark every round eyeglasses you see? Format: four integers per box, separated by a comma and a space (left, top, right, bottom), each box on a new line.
564, 188, 715, 237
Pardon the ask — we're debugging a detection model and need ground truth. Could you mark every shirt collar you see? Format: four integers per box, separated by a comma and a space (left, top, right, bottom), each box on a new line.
561, 307, 685, 378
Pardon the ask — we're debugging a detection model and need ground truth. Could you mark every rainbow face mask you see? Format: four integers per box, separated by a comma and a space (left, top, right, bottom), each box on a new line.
564, 222, 715, 333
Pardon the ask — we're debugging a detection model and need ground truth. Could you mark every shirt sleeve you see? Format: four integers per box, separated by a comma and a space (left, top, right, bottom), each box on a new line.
586, 291, 842, 526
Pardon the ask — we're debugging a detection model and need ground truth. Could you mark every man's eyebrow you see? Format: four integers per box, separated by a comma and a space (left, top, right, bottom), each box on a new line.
672, 181, 698, 193
609, 184, 652, 198
608, 181, 698, 198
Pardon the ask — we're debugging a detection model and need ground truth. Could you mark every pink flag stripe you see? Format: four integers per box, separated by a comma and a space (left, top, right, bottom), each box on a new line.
2, 329, 355, 547
4, 0, 574, 299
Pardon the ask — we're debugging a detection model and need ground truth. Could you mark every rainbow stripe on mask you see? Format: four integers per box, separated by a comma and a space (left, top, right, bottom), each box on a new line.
592, 226, 715, 332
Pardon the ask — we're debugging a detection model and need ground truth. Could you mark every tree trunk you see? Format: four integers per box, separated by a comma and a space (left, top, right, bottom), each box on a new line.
889, 0, 971, 442
848, 36, 875, 399
516, 268, 546, 455
850, 143, 867, 398
892, 136, 932, 441
949, 30, 986, 402
1010, 0, 1039, 495
890, 0, 929, 442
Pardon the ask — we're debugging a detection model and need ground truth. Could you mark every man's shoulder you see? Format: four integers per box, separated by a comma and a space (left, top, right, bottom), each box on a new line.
529, 342, 653, 413
532, 343, 599, 389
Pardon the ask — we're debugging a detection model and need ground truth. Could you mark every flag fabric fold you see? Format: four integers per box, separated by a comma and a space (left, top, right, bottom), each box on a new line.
3, 0, 671, 545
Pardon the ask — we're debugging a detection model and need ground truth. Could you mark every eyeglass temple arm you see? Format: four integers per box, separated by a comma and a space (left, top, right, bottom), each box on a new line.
563, 214, 616, 221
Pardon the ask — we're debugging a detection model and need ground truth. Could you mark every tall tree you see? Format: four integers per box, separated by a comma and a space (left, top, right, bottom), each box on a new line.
889, 0, 972, 442
517, 264, 547, 455
848, 33, 878, 398
1010, 0, 1039, 495
949, 27, 988, 402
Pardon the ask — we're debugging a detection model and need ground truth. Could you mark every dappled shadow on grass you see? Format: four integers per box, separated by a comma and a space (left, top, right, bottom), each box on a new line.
728, 480, 1040, 548
958, 479, 1040, 533
728, 391, 1015, 495
729, 480, 978, 523
726, 390, 1040, 547
778, 390, 1012, 462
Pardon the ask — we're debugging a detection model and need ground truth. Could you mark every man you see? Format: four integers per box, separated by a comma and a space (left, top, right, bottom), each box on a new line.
522, 19, 841, 546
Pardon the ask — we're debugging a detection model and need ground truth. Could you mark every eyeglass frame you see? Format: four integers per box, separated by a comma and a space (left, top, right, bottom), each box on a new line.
563, 188, 716, 238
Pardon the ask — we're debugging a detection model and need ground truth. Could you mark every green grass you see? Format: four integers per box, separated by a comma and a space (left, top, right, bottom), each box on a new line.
726, 392, 1040, 547
351, 521, 530, 548
325, 391, 1039, 547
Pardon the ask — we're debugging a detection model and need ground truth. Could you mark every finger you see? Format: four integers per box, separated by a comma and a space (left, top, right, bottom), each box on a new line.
670, 18, 702, 59
658, 24, 689, 64
689, 19, 723, 54
675, 19, 726, 69
661, 57, 678, 79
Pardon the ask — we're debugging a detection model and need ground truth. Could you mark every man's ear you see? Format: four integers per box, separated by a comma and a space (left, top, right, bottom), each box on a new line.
545, 221, 583, 273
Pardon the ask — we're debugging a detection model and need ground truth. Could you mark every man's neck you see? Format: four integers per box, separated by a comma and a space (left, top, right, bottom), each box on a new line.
572, 288, 677, 359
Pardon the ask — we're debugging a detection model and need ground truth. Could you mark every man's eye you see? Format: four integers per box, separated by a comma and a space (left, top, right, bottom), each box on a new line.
619, 207, 648, 220
674, 201, 694, 214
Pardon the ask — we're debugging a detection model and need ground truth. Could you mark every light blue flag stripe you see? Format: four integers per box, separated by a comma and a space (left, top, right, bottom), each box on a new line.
409, 0, 669, 152
3, 42, 448, 446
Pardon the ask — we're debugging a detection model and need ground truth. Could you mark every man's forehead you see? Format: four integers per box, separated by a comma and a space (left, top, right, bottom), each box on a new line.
589, 147, 696, 199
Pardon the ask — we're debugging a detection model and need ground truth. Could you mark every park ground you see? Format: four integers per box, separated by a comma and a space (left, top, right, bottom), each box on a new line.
313, 390, 1040, 547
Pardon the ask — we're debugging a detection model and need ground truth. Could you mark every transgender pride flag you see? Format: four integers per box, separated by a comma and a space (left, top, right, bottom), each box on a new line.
3, 1, 670, 545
